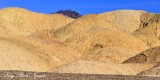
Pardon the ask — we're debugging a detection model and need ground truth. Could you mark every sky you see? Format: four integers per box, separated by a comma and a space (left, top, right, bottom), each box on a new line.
0, 0, 160, 15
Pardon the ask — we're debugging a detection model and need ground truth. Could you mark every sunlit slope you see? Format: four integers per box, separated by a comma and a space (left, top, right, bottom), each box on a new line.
0, 8, 75, 37
53, 10, 151, 42
0, 34, 80, 72
0, 38, 49, 72
0, 7, 79, 72
99, 10, 146, 33
53, 14, 116, 42
63, 27, 149, 63
131, 14, 160, 48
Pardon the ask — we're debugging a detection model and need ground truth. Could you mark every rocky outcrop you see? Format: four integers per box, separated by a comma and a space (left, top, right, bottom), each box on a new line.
53, 10, 81, 19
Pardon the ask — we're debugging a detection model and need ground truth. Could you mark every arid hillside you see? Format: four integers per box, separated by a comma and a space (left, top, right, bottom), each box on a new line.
0, 7, 160, 77
0, 8, 75, 37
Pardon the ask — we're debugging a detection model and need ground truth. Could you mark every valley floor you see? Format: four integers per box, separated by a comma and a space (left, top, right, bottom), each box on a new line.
0, 71, 159, 80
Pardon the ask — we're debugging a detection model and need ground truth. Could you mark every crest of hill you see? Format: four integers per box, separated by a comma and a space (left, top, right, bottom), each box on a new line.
53, 10, 151, 42
131, 14, 160, 48
0, 7, 75, 37
51, 60, 154, 75
63, 27, 149, 63
123, 46, 160, 63
53, 14, 116, 42
99, 10, 147, 33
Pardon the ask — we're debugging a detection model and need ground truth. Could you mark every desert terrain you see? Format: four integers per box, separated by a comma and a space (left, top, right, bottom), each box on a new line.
0, 7, 160, 79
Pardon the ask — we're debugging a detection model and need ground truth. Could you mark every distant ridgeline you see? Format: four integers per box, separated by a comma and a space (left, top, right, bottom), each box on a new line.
53, 10, 82, 19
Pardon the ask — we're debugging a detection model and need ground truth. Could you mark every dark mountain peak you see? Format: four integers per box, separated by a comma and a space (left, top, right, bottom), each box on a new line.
53, 9, 82, 19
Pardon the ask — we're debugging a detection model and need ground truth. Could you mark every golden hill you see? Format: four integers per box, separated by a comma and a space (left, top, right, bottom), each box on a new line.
131, 14, 160, 48
0, 7, 160, 76
0, 8, 75, 37
53, 10, 151, 42
99, 10, 147, 33
64, 27, 149, 53
53, 14, 116, 42
0, 38, 49, 72
63, 27, 149, 63
0, 8, 79, 72
0, 34, 80, 72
